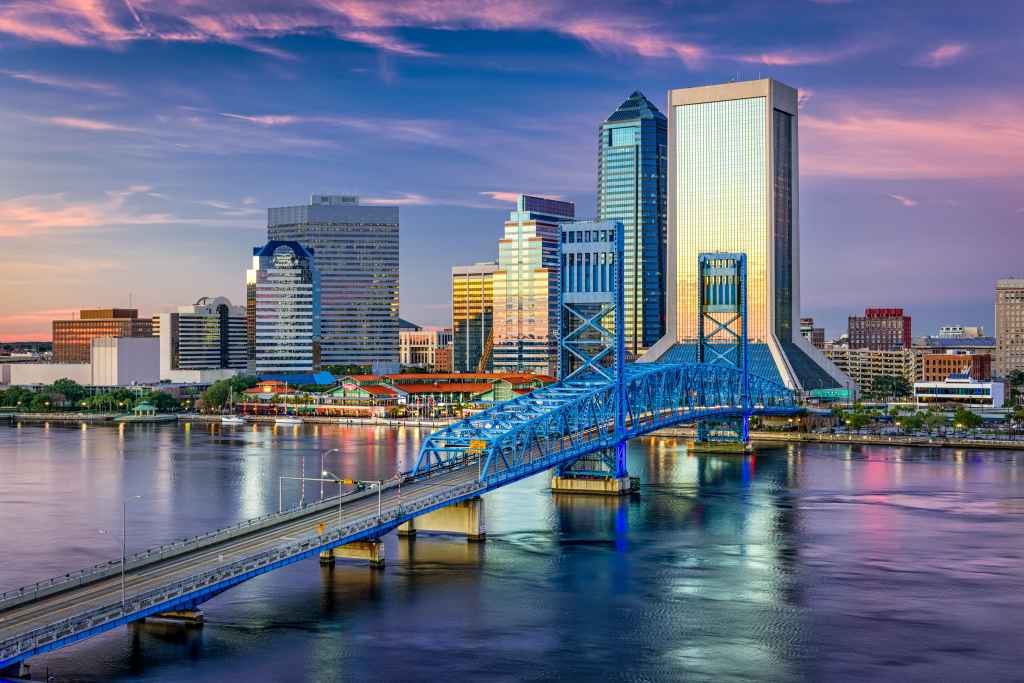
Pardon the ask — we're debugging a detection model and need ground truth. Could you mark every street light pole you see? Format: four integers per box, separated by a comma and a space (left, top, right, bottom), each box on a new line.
320, 448, 340, 500
121, 495, 141, 610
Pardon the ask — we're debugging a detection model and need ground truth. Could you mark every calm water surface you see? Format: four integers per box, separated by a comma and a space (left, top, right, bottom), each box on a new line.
1, 421, 1022, 682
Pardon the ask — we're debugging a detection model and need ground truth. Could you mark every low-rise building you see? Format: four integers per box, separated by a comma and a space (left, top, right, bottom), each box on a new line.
800, 317, 825, 350
911, 335, 996, 381
52, 309, 153, 363
2, 337, 158, 387
399, 324, 453, 369
824, 346, 915, 395
914, 374, 1005, 407
920, 351, 992, 383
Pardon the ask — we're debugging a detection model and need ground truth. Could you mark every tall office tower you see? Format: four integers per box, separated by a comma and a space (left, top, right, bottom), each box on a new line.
155, 297, 247, 382
598, 91, 667, 357
848, 308, 912, 350
246, 241, 320, 373
493, 195, 575, 376
995, 278, 1024, 377
451, 261, 498, 372
644, 79, 850, 392
52, 309, 153, 363
267, 195, 399, 367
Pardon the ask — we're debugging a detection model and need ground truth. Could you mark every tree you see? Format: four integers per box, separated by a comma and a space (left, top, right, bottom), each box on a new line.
200, 375, 258, 412
870, 375, 912, 401
898, 413, 924, 432
923, 410, 948, 433
1012, 407, 1024, 424
0, 386, 35, 408
144, 391, 181, 413
50, 378, 88, 404
952, 407, 983, 430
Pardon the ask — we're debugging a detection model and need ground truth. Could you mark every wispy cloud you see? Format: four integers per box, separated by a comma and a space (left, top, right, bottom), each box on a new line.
480, 191, 562, 203
801, 95, 1024, 179
0, 70, 122, 96
919, 42, 967, 67
0, 186, 234, 237
218, 111, 454, 146
43, 116, 137, 132
0, 1, 710, 65
886, 193, 917, 207
735, 43, 868, 66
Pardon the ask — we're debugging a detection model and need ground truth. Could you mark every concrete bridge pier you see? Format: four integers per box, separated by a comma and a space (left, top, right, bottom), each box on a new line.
550, 443, 637, 495
0, 660, 30, 679
146, 609, 205, 625
397, 497, 485, 541
320, 539, 386, 569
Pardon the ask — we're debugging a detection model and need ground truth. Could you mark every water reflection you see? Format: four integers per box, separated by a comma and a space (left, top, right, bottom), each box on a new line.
0, 423, 1022, 682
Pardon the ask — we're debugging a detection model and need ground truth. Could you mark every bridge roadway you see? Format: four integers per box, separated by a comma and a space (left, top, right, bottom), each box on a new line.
0, 464, 482, 666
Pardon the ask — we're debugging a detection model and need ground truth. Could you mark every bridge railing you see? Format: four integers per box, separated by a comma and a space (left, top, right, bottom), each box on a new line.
0, 476, 486, 666
0, 481, 387, 612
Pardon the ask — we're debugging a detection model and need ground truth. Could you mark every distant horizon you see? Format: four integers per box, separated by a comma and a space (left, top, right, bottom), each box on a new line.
1, 1, 1021, 342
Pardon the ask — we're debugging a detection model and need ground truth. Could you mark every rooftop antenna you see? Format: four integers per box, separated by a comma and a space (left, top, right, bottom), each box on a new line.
129, 292, 133, 309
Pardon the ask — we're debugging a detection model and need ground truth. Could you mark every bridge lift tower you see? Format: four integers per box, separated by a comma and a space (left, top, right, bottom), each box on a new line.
550, 219, 634, 495
692, 252, 751, 452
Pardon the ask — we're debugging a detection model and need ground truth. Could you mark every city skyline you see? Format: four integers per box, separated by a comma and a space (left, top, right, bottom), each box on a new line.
1, 1, 1022, 341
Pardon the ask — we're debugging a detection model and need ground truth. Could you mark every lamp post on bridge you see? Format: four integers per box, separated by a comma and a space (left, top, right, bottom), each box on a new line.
319, 448, 341, 500
99, 495, 142, 610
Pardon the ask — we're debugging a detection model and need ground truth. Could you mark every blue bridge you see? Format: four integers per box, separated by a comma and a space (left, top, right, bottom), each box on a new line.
0, 243, 799, 673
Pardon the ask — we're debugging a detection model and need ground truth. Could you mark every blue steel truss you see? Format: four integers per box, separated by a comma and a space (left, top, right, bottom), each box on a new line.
411, 361, 797, 483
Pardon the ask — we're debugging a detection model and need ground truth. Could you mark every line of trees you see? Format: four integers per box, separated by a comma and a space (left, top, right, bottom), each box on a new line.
0, 379, 183, 413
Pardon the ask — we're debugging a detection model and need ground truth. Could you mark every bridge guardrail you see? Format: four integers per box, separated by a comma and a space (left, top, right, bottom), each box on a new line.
0, 477, 484, 665
0, 480, 390, 612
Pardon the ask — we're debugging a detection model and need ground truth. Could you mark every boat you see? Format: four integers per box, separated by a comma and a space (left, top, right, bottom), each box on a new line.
221, 415, 245, 425
275, 416, 303, 425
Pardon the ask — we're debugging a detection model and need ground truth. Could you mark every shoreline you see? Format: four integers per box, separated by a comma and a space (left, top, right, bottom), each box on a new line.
7, 413, 1024, 451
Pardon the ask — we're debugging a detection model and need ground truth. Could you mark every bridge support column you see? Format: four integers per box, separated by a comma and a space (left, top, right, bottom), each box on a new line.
0, 661, 30, 679
552, 444, 637, 495
321, 539, 385, 568
146, 609, 205, 625
397, 497, 485, 541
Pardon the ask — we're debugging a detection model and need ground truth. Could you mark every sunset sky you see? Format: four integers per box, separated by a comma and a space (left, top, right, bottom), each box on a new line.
1, 0, 1021, 342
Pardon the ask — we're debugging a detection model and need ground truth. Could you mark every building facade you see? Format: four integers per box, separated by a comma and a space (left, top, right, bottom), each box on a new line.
598, 91, 667, 356
247, 241, 320, 373
920, 351, 992, 383
800, 317, 825, 349
995, 279, 1024, 377
848, 308, 912, 350
52, 309, 153, 363
914, 375, 1005, 407
938, 325, 984, 338
492, 195, 575, 376
643, 79, 850, 392
267, 195, 399, 367
824, 347, 915, 396
452, 261, 498, 373
155, 296, 247, 383
399, 326, 453, 369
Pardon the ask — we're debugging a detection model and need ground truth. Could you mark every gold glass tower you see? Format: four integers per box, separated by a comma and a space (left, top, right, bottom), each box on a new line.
645, 79, 850, 392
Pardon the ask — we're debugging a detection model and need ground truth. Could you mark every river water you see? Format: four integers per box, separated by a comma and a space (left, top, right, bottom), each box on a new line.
1, 421, 1022, 682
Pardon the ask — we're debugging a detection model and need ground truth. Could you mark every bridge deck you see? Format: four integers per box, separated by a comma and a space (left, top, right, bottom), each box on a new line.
0, 465, 481, 666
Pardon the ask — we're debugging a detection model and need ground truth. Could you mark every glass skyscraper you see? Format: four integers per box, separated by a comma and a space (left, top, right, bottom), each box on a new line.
268, 195, 399, 368
598, 91, 667, 357
451, 261, 498, 373
493, 195, 575, 376
644, 79, 850, 392
246, 241, 320, 373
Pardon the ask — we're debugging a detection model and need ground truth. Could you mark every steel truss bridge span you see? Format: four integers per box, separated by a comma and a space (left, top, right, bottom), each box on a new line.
413, 361, 798, 482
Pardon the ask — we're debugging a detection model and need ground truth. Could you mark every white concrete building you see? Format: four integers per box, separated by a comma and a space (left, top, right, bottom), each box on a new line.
914, 374, 1005, 407
90, 337, 159, 386
399, 326, 453, 368
156, 296, 246, 383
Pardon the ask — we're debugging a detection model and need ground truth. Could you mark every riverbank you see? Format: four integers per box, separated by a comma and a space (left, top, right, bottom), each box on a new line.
653, 425, 1024, 451
178, 413, 455, 429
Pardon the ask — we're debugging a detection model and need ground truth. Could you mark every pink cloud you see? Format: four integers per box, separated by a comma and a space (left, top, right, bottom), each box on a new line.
735, 42, 869, 66
44, 116, 136, 132
0, 186, 193, 237
0, 308, 79, 342
919, 42, 967, 67
801, 96, 1024, 179
0, 70, 122, 95
219, 113, 302, 126
886, 193, 917, 207
0, 1, 709, 65
480, 191, 562, 203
